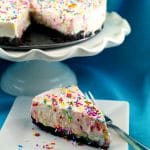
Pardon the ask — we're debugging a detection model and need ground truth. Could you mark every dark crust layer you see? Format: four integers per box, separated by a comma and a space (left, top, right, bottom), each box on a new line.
31, 117, 109, 150
0, 22, 101, 46
0, 37, 22, 46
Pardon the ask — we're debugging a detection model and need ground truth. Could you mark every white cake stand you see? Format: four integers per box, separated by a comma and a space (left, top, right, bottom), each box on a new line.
0, 12, 131, 96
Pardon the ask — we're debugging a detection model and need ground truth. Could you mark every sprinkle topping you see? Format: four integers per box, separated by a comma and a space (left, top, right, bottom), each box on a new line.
32, 85, 105, 122
32, 0, 104, 16
0, 0, 30, 22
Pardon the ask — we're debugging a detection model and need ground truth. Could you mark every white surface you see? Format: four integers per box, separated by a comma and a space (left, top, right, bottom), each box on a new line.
0, 61, 77, 96
0, 12, 131, 62
0, 96, 129, 150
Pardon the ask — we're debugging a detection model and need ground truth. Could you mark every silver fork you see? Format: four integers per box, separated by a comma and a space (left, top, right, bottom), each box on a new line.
85, 91, 150, 150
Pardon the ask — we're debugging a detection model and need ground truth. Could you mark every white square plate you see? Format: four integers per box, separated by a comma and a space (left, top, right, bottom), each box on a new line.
0, 96, 129, 150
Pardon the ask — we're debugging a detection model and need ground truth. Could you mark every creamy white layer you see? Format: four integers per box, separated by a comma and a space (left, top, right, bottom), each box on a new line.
32, 103, 108, 144
0, 0, 30, 39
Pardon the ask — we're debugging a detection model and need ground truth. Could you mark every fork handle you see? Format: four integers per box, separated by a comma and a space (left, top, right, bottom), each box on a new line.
108, 124, 150, 150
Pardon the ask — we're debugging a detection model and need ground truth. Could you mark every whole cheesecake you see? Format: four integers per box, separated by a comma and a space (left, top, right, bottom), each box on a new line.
0, 0, 106, 44
31, 85, 110, 149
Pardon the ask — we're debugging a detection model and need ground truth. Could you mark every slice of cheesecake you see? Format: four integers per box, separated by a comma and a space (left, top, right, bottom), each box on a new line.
31, 85, 110, 149
0, 0, 30, 43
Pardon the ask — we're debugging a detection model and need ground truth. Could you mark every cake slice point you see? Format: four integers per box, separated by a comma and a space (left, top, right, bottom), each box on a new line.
31, 85, 110, 149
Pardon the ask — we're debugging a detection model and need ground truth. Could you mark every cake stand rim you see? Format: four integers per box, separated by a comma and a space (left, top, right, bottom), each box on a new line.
0, 12, 131, 62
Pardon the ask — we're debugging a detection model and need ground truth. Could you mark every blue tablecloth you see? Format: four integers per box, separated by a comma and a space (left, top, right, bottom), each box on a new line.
0, 1, 150, 149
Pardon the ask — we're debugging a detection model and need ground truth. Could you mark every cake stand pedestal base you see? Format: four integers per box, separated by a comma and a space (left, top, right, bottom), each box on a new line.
0, 60, 77, 96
